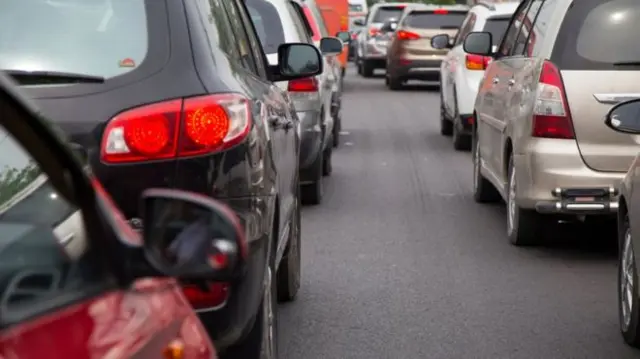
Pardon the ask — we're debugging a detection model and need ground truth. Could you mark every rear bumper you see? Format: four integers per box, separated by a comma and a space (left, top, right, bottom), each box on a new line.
361, 40, 388, 61
514, 138, 624, 214
389, 59, 442, 81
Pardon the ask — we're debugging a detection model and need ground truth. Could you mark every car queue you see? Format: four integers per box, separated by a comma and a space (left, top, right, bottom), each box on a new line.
0, 0, 352, 358
349, 0, 640, 351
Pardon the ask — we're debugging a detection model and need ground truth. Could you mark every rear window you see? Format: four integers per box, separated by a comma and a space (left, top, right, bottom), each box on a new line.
0, 0, 148, 79
482, 17, 510, 46
349, 3, 363, 12
372, 6, 405, 23
552, 0, 640, 70
246, 0, 286, 54
403, 10, 467, 29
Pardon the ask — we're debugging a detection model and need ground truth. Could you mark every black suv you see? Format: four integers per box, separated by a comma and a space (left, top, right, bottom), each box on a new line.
0, 0, 336, 357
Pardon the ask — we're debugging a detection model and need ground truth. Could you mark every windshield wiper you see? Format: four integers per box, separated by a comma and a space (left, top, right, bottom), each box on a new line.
613, 61, 640, 67
3, 70, 105, 85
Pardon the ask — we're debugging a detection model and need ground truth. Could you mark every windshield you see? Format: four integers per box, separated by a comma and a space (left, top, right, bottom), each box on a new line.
372, 7, 405, 23
403, 11, 467, 29
482, 17, 510, 46
246, 0, 286, 54
0, 0, 148, 80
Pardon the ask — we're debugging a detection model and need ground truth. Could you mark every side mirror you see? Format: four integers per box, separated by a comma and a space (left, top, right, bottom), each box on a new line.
320, 37, 344, 56
272, 43, 323, 82
605, 98, 640, 135
353, 18, 365, 26
141, 189, 246, 281
463, 32, 493, 56
380, 21, 397, 33
336, 31, 351, 44
430, 34, 452, 50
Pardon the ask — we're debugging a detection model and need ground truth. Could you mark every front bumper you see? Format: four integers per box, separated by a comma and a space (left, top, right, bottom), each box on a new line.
298, 110, 323, 170
514, 138, 624, 215
389, 59, 442, 81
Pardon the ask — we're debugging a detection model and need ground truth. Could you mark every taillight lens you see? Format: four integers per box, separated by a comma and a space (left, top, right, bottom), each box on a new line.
532, 60, 574, 139
465, 54, 490, 70
288, 77, 319, 92
100, 94, 251, 163
433, 8, 449, 14
368, 27, 379, 37
182, 282, 230, 310
351, 32, 358, 40
397, 30, 420, 41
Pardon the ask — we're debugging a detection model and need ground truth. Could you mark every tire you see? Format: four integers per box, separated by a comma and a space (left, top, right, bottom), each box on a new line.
388, 76, 402, 90
472, 132, 500, 203
357, 60, 363, 75
452, 117, 471, 151
619, 212, 640, 347
277, 187, 301, 302
301, 153, 323, 205
506, 156, 546, 246
439, 95, 453, 136
333, 115, 341, 148
322, 144, 332, 177
222, 254, 278, 359
362, 60, 373, 77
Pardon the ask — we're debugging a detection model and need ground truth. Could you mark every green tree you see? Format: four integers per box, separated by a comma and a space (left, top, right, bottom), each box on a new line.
0, 162, 42, 205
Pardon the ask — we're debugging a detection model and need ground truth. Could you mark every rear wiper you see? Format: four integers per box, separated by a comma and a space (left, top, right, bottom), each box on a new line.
613, 61, 640, 67
3, 70, 105, 85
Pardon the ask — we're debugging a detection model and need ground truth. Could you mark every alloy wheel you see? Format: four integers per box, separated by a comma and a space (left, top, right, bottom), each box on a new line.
622, 228, 635, 330
507, 165, 517, 235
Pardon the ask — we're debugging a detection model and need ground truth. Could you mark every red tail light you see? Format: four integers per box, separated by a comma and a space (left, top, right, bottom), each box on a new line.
532, 60, 574, 139
351, 32, 358, 40
433, 8, 449, 14
397, 30, 420, 41
368, 26, 379, 37
465, 54, 490, 70
100, 94, 251, 163
182, 282, 230, 310
288, 77, 319, 92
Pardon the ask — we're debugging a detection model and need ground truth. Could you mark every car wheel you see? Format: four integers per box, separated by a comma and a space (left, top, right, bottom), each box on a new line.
620, 212, 640, 347
277, 186, 301, 302
472, 132, 500, 203
301, 153, 323, 205
452, 117, 471, 151
357, 61, 363, 75
439, 97, 453, 136
362, 60, 373, 77
333, 114, 341, 148
506, 156, 546, 246
222, 257, 278, 359
388, 76, 402, 91
322, 144, 332, 177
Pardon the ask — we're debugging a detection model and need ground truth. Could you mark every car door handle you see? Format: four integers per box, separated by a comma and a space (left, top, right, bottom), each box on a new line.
492, 77, 499, 85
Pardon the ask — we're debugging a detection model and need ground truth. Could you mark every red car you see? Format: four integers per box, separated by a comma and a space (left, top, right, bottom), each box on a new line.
0, 72, 248, 359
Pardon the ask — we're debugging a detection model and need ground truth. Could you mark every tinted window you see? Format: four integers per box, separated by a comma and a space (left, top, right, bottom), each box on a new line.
482, 17, 510, 46
404, 11, 467, 29
349, 4, 363, 12
246, 0, 285, 54
497, 0, 531, 56
0, 124, 109, 327
0, 0, 148, 79
552, 0, 640, 70
372, 6, 405, 23
527, 0, 555, 57
221, 0, 258, 73
513, 0, 542, 55
454, 12, 476, 46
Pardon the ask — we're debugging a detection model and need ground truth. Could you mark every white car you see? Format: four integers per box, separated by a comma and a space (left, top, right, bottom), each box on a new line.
433, 1, 517, 151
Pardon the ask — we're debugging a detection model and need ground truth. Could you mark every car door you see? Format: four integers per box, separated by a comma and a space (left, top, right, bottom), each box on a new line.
0, 116, 213, 359
444, 11, 477, 119
480, 0, 530, 181
233, 0, 298, 239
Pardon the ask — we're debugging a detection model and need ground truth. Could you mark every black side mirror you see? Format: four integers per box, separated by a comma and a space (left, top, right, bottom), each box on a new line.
336, 31, 351, 44
271, 43, 323, 82
141, 189, 246, 281
353, 18, 365, 26
463, 32, 493, 56
320, 37, 344, 55
430, 34, 452, 50
605, 98, 640, 135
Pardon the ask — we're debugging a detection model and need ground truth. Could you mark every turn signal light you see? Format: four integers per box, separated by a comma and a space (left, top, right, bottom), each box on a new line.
100, 94, 251, 163
465, 54, 491, 70
396, 30, 420, 41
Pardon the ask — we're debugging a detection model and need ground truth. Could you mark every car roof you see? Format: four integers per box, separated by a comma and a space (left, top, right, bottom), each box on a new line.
471, 1, 519, 17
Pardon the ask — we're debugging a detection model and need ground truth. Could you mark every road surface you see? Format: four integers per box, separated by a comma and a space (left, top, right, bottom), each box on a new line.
278, 68, 636, 359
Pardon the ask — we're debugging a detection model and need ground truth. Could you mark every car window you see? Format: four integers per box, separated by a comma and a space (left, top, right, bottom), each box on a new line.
552, 0, 640, 70
372, 6, 405, 23
497, 0, 531, 57
454, 12, 477, 46
231, 0, 268, 78
308, 3, 331, 38
288, 2, 313, 43
221, 0, 259, 74
482, 16, 511, 47
0, 0, 148, 80
527, 0, 555, 57
196, 0, 241, 62
512, 0, 542, 56
403, 10, 468, 29
0, 124, 111, 327
245, 0, 286, 54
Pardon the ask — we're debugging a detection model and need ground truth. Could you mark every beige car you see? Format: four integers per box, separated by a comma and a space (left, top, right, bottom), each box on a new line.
468, 0, 640, 245
385, 4, 469, 89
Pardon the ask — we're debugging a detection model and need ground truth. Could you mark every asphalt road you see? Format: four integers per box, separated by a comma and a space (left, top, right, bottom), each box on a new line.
277, 67, 639, 359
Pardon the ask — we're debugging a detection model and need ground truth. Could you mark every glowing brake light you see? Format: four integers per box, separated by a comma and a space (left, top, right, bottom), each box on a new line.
368, 26, 379, 37
465, 54, 491, 70
396, 30, 420, 41
433, 8, 449, 14
288, 77, 319, 92
100, 94, 251, 163
531, 60, 575, 139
